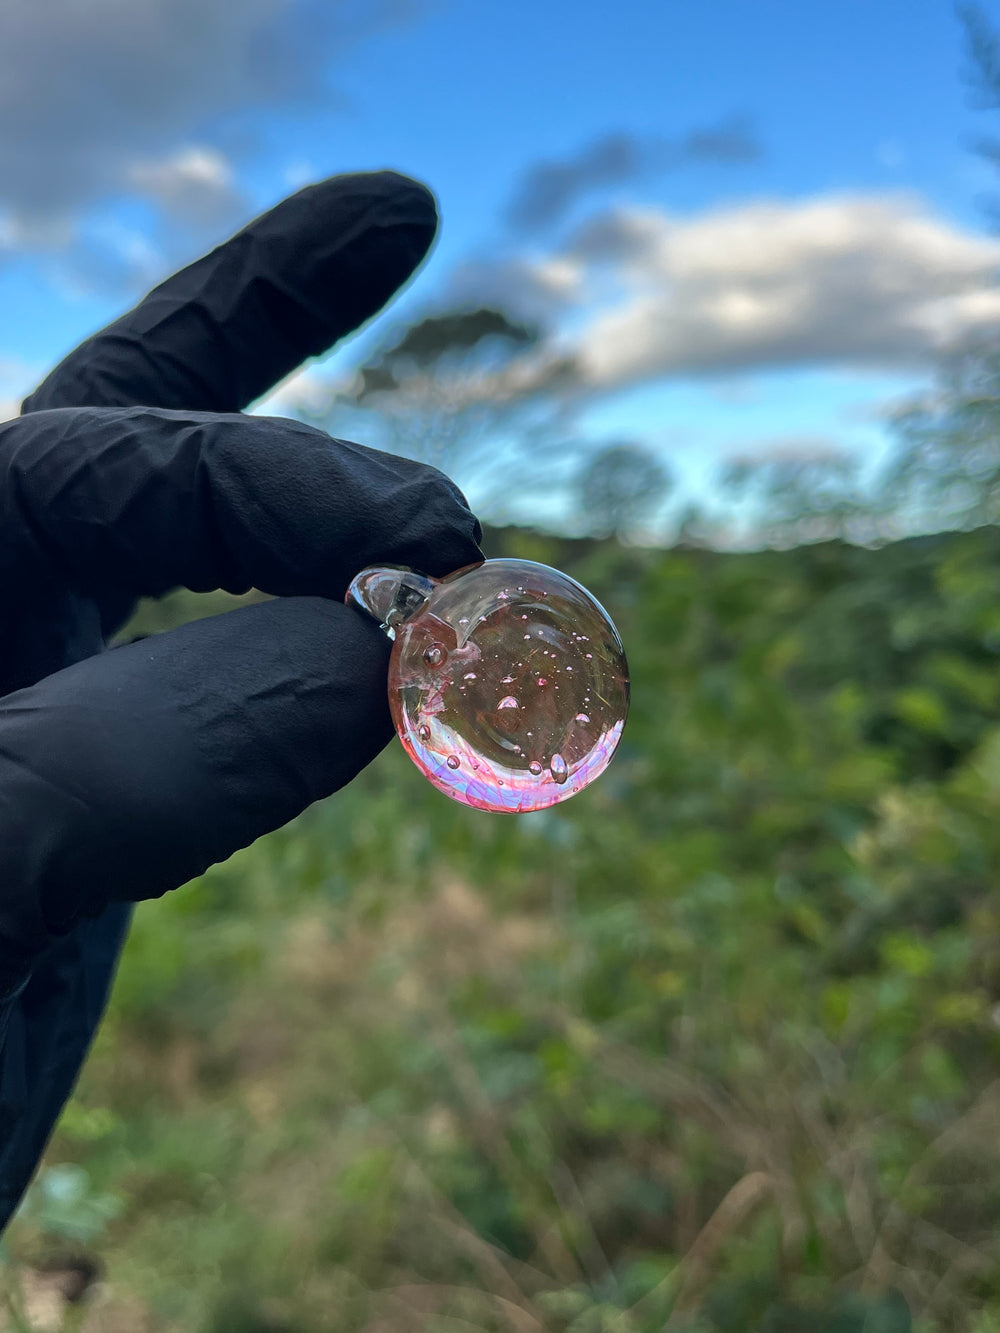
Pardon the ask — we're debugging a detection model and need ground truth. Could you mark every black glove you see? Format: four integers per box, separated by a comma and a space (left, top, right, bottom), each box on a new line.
0, 171, 483, 1231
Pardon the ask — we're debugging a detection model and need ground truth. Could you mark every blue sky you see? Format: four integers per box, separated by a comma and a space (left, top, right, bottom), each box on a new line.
2, 0, 1000, 531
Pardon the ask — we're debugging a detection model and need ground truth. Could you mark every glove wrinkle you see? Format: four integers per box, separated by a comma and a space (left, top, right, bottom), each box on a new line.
23, 173, 438, 417
0, 167, 452, 1237
0, 408, 483, 631
0, 598, 394, 969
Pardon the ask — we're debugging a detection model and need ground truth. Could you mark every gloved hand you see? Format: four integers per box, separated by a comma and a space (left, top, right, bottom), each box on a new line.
0, 171, 483, 1230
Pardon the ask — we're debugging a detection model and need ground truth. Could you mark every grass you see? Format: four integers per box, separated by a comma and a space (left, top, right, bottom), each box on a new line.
4, 525, 1000, 1331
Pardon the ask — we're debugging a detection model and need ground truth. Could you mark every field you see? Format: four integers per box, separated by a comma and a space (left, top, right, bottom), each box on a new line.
4, 524, 1000, 1332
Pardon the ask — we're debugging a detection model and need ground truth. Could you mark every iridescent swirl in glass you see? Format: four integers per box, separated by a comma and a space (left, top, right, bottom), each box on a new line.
347, 558, 629, 813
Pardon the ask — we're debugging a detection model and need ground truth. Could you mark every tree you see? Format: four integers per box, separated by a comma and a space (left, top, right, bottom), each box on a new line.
294, 306, 579, 521
720, 9, 1000, 549
872, 8, 1000, 535
722, 445, 891, 547
882, 336, 1000, 531
575, 441, 672, 540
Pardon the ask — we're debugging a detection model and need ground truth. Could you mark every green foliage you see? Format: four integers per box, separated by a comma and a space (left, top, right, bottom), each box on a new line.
12, 1166, 123, 1249
295, 307, 575, 521
7, 524, 1000, 1331
575, 442, 673, 540
884, 338, 1000, 532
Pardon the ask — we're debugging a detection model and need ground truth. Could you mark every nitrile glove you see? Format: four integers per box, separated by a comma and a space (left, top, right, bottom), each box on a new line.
0, 171, 482, 1232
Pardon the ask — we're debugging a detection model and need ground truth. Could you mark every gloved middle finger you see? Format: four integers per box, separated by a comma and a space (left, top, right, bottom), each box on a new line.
0, 405, 483, 632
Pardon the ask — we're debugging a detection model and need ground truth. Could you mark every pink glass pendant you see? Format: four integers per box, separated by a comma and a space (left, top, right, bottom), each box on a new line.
346, 558, 629, 813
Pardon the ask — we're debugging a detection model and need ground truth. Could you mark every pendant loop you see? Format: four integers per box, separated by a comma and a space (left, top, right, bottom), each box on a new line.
346, 565, 436, 637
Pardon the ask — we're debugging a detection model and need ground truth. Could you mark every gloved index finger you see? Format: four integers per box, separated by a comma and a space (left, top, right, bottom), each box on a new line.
0, 406, 483, 626
22, 172, 437, 416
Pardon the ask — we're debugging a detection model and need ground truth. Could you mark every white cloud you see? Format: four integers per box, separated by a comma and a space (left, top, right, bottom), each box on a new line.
252, 364, 349, 418
538, 193, 1000, 387
127, 146, 247, 228
444, 254, 586, 327
725, 436, 857, 468
503, 120, 760, 234
283, 160, 319, 190
0, 356, 43, 421
0, 0, 416, 274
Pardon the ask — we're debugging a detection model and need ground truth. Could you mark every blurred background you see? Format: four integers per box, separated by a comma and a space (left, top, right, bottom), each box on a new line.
5, 1, 1000, 1329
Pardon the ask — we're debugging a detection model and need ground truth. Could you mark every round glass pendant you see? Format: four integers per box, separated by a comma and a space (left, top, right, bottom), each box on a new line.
346, 558, 629, 813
